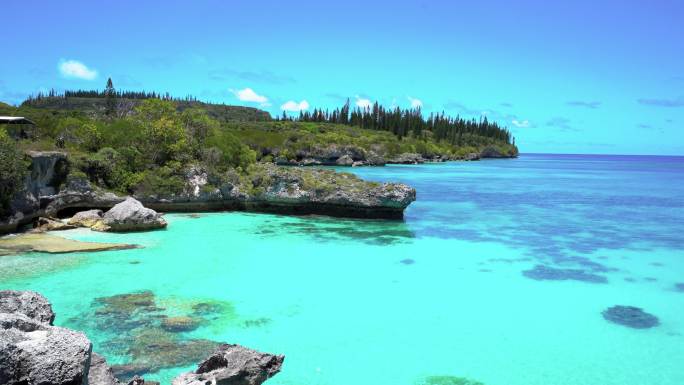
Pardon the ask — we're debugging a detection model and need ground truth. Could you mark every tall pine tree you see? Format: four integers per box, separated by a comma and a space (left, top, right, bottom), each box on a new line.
104, 77, 116, 116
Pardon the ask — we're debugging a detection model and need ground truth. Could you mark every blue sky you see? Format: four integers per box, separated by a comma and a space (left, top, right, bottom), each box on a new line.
1, 0, 683, 155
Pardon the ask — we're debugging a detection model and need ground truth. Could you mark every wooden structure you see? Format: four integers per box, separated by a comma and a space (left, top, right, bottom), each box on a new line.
0, 116, 36, 138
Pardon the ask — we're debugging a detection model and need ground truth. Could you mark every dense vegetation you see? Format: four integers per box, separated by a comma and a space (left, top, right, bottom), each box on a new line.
0, 80, 517, 212
287, 99, 514, 147
0, 129, 26, 216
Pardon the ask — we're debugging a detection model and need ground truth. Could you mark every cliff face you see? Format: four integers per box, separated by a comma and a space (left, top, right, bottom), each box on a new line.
140, 164, 415, 219
0, 153, 416, 234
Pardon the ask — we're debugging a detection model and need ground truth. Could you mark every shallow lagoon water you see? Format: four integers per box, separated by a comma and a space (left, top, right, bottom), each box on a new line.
2, 154, 684, 384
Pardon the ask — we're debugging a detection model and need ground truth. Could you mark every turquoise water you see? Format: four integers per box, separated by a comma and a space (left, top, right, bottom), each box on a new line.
2, 154, 684, 385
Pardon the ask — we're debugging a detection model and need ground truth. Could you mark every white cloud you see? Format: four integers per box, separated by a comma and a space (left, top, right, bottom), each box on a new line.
355, 95, 371, 109
280, 100, 310, 112
511, 119, 530, 128
58, 59, 98, 80
229, 87, 268, 103
408, 96, 423, 108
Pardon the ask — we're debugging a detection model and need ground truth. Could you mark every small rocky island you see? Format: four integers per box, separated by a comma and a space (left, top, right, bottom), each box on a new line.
0, 151, 416, 235
0, 290, 285, 385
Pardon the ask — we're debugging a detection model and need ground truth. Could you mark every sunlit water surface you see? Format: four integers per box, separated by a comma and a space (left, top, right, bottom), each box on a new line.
2, 154, 683, 385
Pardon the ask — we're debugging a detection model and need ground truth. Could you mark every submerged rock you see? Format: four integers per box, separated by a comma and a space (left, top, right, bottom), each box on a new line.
0, 290, 55, 325
119, 328, 218, 377
418, 375, 485, 385
68, 209, 104, 228
522, 264, 608, 283
161, 316, 200, 332
602, 305, 660, 329
172, 344, 284, 385
78, 292, 235, 379
243, 318, 271, 328
101, 197, 167, 232
400, 258, 415, 265
675, 283, 684, 292
0, 233, 137, 255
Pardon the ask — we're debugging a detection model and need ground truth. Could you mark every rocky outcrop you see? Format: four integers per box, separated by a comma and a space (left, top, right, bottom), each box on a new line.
134, 164, 415, 220
336, 154, 354, 166
1, 151, 416, 234
1, 152, 124, 234
0, 290, 92, 385
88, 353, 122, 385
33, 217, 77, 232
100, 198, 167, 232
386, 153, 426, 164
68, 209, 104, 228
172, 344, 284, 385
274, 144, 385, 167
479, 146, 518, 158
0, 290, 55, 325
1, 291, 283, 385
26, 151, 69, 197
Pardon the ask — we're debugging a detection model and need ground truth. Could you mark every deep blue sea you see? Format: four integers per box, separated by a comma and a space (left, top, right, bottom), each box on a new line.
2, 153, 683, 384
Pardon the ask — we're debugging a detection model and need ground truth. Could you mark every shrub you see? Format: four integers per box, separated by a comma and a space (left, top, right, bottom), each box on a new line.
0, 130, 27, 216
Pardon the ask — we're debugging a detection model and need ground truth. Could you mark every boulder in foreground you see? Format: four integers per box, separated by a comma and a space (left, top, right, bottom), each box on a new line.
0, 290, 55, 325
1, 290, 284, 385
100, 197, 167, 232
172, 343, 284, 385
1, 289, 92, 385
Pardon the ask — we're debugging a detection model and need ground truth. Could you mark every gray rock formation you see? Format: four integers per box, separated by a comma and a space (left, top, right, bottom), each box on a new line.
0, 312, 92, 385
101, 197, 167, 232
336, 154, 354, 166
2, 150, 416, 234
88, 353, 122, 385
1, 291, 283, 385
26, 151, 69, 197
0, 290, 55, 325
0, 291, 142, 385
387, 153, 425, 164
68, 209, 105, 228
1, 152, 123, 234
1, 290, 93, 385
479, 146, 517, 158
172, 344, 284, 385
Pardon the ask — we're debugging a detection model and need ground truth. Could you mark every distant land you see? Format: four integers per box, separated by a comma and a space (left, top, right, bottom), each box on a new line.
0, 79, 517, 232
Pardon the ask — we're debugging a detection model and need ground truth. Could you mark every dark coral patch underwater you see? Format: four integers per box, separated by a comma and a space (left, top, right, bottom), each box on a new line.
602, 305, 660, 329
522, 265, 608, 283
64, 291, 248, 382
254, 217, 415, 245
418, 375, 485, 385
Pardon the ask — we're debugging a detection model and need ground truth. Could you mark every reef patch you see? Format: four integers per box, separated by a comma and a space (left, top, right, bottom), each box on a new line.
418, 375, 485, 385
522, 264, 608, 283
602, 305, 660, 329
